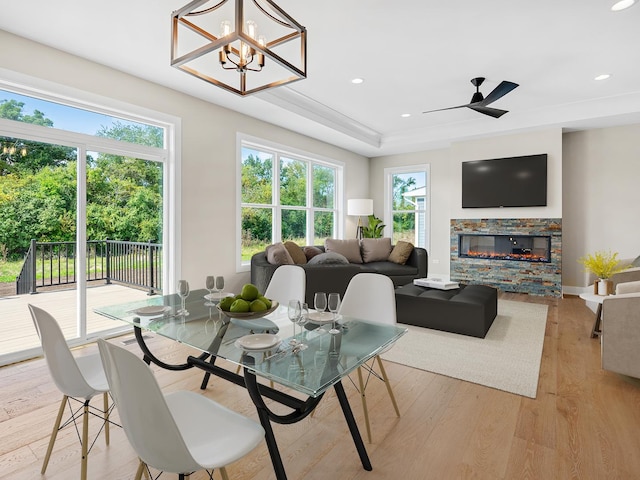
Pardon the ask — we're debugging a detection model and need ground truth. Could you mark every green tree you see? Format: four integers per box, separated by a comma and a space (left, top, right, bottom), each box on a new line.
1, 101, 75, 175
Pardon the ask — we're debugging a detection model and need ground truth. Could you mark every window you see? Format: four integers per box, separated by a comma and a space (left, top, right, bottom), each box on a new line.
0, 79, 177, 366
384, 166, 429, 250
238, 136, 342, 267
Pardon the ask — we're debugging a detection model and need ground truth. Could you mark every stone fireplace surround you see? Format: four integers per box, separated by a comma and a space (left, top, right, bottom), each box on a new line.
451, 218, 562, 297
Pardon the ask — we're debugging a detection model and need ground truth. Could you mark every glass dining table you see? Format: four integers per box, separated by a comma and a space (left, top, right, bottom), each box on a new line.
95, 289, 407, 480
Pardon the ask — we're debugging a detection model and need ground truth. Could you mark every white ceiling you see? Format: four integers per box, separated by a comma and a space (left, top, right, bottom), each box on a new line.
1, 0, 640, 157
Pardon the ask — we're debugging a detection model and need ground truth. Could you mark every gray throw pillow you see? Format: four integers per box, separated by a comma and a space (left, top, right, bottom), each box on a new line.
631, 255, 640, 268
325, 238, 363, 263
307, 252, 349, 265
303, 246, 323, 260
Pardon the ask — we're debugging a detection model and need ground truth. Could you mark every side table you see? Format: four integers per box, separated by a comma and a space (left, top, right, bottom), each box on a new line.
579, 292, 608, 338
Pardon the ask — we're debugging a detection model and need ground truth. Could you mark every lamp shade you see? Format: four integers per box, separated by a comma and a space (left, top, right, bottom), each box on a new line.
347, 199, 373, 216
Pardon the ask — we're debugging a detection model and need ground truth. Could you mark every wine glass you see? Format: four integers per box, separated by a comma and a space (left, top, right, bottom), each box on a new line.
204, 275, 215, 306
327, 292, 341, 335
215, 276, 225, 295
314, 292, 327, 314
288, 300, 301, 345
297, 302, 309, 347
177, 280, 190, 316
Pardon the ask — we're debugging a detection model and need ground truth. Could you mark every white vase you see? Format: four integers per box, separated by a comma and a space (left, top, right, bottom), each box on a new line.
598, 279, 610, 296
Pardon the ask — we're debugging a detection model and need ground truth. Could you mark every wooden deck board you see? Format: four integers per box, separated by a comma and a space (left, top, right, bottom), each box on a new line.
0, 284, 149, 358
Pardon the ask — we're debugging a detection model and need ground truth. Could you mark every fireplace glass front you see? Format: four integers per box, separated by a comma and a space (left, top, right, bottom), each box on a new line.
458, 234, 551, 263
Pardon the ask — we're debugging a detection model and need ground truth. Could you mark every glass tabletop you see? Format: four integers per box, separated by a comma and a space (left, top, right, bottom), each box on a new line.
94, 289, 407, 397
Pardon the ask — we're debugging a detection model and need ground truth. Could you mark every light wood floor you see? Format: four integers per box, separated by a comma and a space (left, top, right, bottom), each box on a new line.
1, 292, 640, 480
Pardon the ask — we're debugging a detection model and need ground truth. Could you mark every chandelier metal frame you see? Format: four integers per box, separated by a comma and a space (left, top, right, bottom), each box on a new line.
171, 0, 307, 96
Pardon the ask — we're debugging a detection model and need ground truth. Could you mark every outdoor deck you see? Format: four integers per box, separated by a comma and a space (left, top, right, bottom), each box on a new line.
0, 283, 150, 361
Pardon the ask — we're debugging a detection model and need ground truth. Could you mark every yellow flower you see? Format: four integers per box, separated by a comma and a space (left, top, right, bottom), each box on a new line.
578, 250, 627, 279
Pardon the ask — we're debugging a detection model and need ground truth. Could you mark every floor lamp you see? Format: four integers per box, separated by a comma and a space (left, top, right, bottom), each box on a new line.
347, 199, 373, 241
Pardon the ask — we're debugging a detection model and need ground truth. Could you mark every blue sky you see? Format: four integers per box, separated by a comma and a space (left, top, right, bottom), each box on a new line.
1, 89, 143, 135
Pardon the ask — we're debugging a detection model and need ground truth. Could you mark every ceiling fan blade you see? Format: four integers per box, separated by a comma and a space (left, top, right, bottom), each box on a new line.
422, 104, 469, 114
480, 81, 519, 106
468, 104, 509, 118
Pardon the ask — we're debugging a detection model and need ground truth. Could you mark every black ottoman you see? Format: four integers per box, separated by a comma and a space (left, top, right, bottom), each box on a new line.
394, 283, 498, 338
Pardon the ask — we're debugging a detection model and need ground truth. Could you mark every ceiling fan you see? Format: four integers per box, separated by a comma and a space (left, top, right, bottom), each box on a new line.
423, 77, 519, 118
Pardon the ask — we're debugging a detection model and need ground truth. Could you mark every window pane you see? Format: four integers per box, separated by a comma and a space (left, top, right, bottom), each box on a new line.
241, 147, 273, 204
86, 150, 164, 335
0, 90, 163, 147
241, 207, 272, 261
313, 164, 335, 208
392, 212, 416, 245
314, 211, 334, 244
0, 136, 78, 356
282, 209, 306, 242
280, 157, 306, 206
393, 171, 425, 210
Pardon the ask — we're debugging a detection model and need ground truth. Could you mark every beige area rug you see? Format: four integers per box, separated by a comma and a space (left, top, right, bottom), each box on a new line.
382, 300, 548, 398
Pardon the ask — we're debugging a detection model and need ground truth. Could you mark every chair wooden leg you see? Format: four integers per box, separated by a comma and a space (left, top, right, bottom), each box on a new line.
103, 392, 110, 445
356, 366, 372, 444
81, 401, 89, 480
220, 466, 230, 480
376, 356, 400, 417
135, 460, 146, 480
41, 395, 68, 474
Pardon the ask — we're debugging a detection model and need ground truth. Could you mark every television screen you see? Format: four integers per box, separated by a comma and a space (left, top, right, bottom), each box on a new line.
462, 154, 547, 208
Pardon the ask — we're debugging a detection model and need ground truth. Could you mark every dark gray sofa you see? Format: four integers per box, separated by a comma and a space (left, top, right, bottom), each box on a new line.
251, 246, 428, 306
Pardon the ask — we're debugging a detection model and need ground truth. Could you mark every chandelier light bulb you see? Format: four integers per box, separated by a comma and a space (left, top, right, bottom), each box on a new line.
220, 20, 231, 37
245, 20, 257, 39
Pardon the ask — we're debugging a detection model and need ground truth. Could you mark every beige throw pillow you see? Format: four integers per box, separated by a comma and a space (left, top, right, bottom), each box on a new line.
388, 241, 414, 265
265, 242, 294, 265
361, 238, 392, 263
284, 241, 307, 265
325, 238, 363, 264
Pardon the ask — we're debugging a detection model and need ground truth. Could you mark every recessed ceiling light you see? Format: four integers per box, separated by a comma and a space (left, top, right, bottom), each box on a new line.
401, 113, 411, 118
595, 74, 611, 81
351, 78, 364, 84
611, 0, 635, 11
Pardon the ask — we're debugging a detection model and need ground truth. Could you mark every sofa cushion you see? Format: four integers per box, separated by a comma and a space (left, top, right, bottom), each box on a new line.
325, 238, 363, 264
307, 252, 350, 265
303, 246, 324, 261
360, 261, 418, 276
265, 242, 294, 265
284, 241, 307, 265
361, 238, 392, 263
389, 241, 414, 265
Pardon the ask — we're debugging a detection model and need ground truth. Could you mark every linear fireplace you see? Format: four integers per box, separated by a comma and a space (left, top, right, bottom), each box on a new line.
458, 234, 551, 263
451, 218, 561, 297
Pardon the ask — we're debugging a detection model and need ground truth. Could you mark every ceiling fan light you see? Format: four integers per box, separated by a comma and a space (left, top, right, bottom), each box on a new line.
611, 0, 635, 11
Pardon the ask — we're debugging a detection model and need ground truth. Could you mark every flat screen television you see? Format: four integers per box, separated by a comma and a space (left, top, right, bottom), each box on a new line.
462, 154, 547, 208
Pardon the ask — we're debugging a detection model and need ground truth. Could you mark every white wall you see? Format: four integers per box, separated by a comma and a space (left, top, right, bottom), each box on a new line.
371, 129, 562, 279
449, 129, 563, 220
562, 124, 640, 288
0, 30, 369, 294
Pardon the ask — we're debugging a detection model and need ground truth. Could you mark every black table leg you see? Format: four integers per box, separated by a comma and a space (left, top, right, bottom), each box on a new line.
334, 380, 372, 471
255, 406, 288, 480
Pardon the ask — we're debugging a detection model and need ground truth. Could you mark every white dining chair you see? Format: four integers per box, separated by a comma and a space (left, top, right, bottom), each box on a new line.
338, 273, 401, 443
97, 338, 265, 480
264, 264, 306, 305
28, 304, 113, 480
